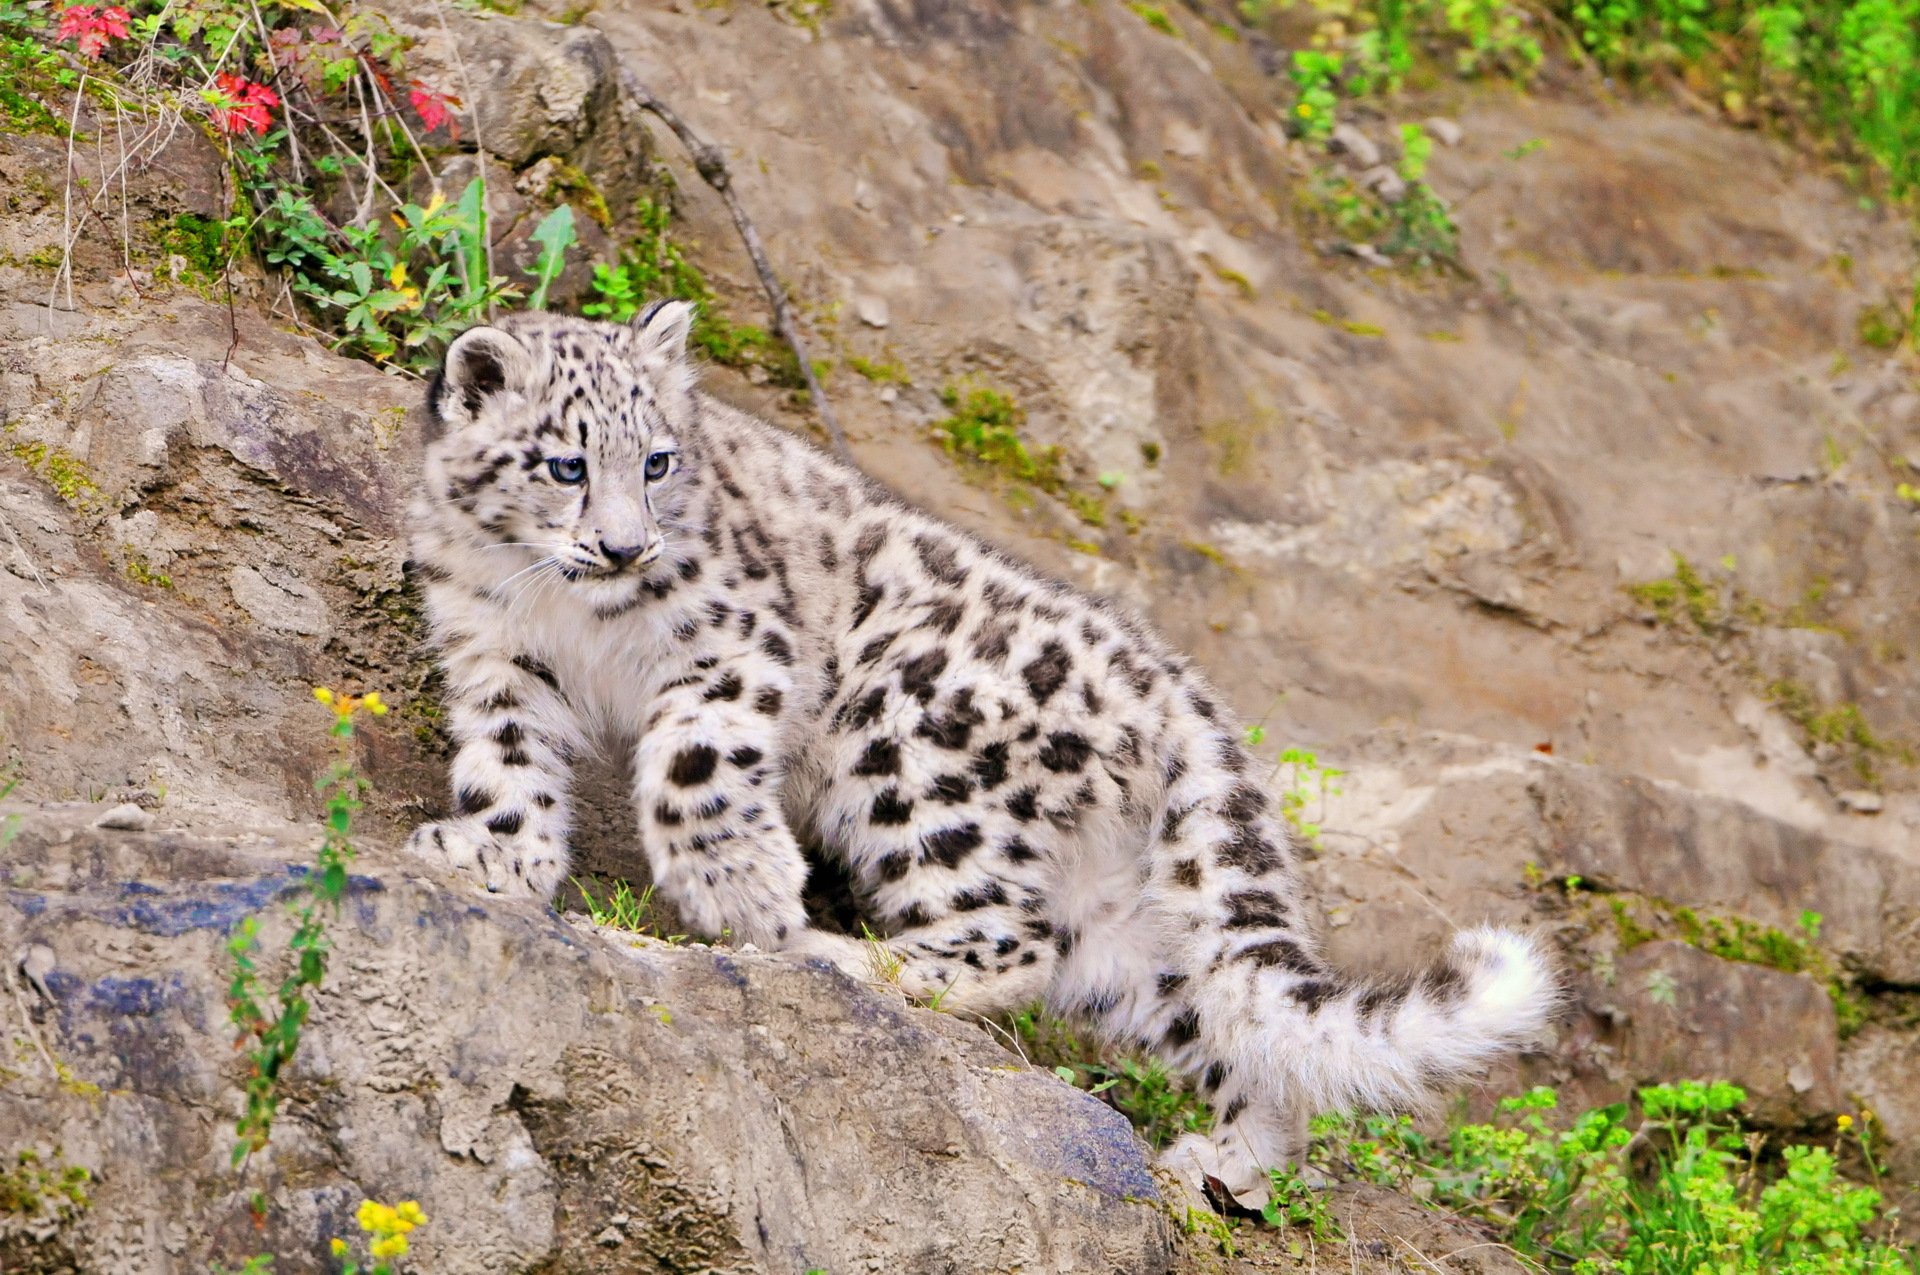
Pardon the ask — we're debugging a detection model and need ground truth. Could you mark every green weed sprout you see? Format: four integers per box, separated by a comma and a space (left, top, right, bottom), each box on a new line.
225, 688, 386, 1209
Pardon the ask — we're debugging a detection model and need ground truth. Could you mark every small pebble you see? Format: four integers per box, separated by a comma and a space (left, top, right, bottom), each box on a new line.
94, 802, 153, 832
1837, 790, 1883, 815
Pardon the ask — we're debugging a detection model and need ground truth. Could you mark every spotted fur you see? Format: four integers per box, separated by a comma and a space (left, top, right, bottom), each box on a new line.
405, 307, 1557, 1202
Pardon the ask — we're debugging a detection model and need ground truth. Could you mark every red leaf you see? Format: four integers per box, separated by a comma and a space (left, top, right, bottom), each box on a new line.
408, 81, 459, 136
56, 4, 130, 59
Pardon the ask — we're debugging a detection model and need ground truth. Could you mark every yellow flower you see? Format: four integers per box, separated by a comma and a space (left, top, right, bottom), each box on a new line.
1838, 1114, 1854, 1130
330, 1237, 350, 1257
1296, 102, 1313, 118
371, 1234, 410, 1261
396, 1200, 427, 1226
313, 687, 335, 704
357, 1199, 391, 1232
362, 691, 389, 716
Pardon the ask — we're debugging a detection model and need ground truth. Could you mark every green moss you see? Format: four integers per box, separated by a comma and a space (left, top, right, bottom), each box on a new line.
540, 161, 612, 228
1856, 302, 1906, 350
1609, 896, 1660, 949
932, 381, 1107, 528
1310, 308, 1384, 337
1180, 539, 1227, 566
1210, 262, 1256, 299
846, 355, 911, 385
1602, 893, 1866, 1039
769, 0, 832, 32
124, 553, 174, 590
1125, 1, 1182, 37
1765, 679, 1915, 788
9, 440, 99, 508
1625, 553, 1725, 633
0, 39, 72, 136
157, 213, 239, 283
0, 1148, 91, 1219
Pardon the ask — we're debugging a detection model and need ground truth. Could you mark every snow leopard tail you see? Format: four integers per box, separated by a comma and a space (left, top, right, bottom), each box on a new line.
1273, 926, 1560, 1114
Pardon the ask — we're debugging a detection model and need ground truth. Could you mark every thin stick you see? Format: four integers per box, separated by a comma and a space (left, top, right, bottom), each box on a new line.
430, 0, 494, 310
4, 966, 58, 1083
48, 71, 88, 319
617, 70, 852, 464
246, 0, 304, 183
0, 508, 49, 592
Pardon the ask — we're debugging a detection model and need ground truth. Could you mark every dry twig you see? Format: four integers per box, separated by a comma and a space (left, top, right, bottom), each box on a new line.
617, 70, 852, 465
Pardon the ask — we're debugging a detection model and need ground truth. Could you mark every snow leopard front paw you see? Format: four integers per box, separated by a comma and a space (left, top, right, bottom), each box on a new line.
406, 819, 560, 899
1160, 1131, 1286, 1211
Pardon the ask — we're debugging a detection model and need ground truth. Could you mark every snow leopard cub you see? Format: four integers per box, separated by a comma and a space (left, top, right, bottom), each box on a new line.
405, 303, 1557, 1201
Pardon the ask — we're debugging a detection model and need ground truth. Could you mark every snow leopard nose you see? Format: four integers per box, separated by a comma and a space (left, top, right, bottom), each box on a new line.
599, 539, 649, 568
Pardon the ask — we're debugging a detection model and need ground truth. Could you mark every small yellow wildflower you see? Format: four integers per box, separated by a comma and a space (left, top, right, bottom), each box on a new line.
331, 1237, 350, 1258
1838, 1114, 1854, 1130
371, 1234, 410, 1261
395, 1201, 427, 1226
1296, 102, 1313, 118
314, 686, 393, 724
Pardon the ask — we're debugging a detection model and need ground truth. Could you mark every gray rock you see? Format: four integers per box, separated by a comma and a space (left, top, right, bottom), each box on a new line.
1614, 941, 1841, 1126
1358, 164, 1408, 204
1838, 789, 1884, 814
0, 808, 1174, 1274
91, 801, 153, 831
854, 295, 891, 328
1422, 116, 1465, 147
1330, 123, 1381, 168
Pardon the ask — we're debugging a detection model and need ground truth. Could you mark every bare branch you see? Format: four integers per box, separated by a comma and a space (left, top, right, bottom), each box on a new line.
617, 70, 852, 465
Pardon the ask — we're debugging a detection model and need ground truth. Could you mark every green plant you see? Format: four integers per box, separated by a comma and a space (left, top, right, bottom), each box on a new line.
1262, 1167, 1342, 1240
1271, 747, 1343, 848
224, 687, 386, 1205
1307, 1082, 1916, 1273
0, 761, 18, 848
1440, 0, 1541, 76
1014, 1010, 1213, 1148
584, 195, 798, 384
523, 204, 579, 311
1381, 124, 1460, 267
1289, 49, 1344, 140
271, 180, 518, 369
572, 875, 685, 941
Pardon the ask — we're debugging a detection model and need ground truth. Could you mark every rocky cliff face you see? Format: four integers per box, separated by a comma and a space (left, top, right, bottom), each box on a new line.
3, 0, 1919, 1266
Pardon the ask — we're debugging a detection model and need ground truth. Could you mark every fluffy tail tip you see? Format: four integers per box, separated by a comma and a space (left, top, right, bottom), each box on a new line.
1450, 925, 1561, 1046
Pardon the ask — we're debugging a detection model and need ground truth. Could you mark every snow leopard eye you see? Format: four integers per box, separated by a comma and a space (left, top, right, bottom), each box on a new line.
644, 451, 673, 482
547, 456, 587, 485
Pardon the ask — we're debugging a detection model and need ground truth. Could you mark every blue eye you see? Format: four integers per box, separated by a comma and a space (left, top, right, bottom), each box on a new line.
547, 456, 587, 484
644, 451, 673, 481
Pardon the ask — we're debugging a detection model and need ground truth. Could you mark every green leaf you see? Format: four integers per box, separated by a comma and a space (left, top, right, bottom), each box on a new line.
524, 204, 578, 311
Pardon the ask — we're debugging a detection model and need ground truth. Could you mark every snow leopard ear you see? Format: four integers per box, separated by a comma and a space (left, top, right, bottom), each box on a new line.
428, 325, 531, 435
630, 299, 695, 365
